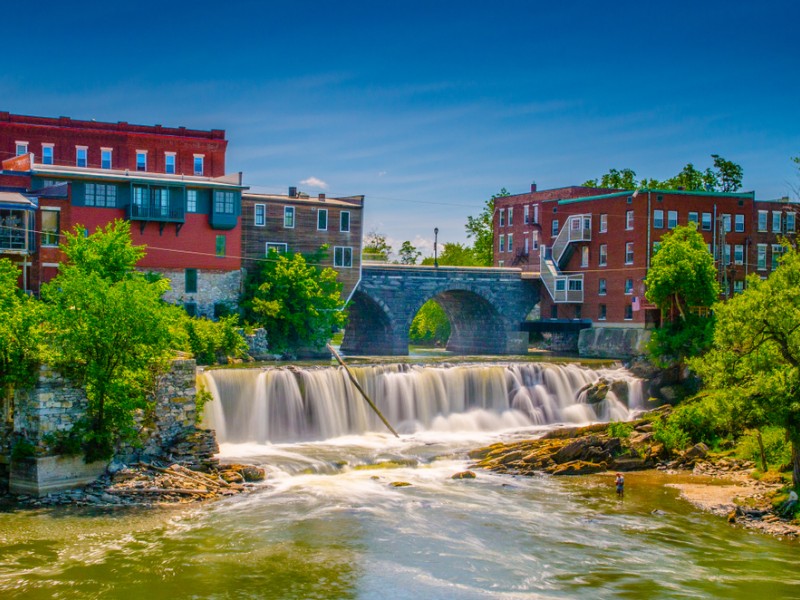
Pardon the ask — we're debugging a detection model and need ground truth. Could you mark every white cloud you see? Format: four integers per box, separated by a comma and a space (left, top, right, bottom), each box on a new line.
299, 176, 328, 189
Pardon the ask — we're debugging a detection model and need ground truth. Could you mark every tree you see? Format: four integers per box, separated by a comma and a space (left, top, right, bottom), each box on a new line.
397, 241, 421, 265
409, 300, 450, 346
467, 188, 509, 266
712, 154, 743, 192
41, 221, 177, 461
0, 259, 42, 396
690, 246, 800, 488
421, 242, 481, 266
242, 250, 346, 354
363, 230, 392, 262
583, 168, 639, 190
791, 156, 800, 200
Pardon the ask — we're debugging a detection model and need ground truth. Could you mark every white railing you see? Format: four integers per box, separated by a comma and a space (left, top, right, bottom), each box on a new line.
539, 214, 590, 303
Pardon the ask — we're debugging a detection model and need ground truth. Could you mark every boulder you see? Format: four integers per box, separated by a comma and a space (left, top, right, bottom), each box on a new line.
389, 481, 412, 487
548, 460, 608, 476
451, 471, 476, 480
684, 443, 709, 460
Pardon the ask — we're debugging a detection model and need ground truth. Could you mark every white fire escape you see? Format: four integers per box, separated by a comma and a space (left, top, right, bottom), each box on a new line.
540, 214, 591, 303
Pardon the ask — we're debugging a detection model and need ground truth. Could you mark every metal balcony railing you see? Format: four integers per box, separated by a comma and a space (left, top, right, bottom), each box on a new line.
127, 200, 185, 222
540, 214, 590, 303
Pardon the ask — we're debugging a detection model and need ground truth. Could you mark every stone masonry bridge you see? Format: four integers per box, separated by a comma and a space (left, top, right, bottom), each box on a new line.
340, 264, 540, 355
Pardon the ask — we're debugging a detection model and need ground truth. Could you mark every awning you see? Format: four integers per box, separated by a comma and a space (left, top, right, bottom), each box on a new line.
0, 192, 37, 211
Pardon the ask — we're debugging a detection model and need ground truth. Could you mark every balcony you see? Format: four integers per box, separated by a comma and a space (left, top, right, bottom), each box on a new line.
0, 193, 36, 254
540, 213, 590, 303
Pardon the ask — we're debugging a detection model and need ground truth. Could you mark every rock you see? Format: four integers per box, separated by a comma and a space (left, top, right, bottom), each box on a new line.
728, 510, 737, 523
107, 461, 127, 474
389, 481, 412, 487
684, 443, 709, 460
451, 471, 476, 480
224, 464, 266, 482
548, 460, 607, 476
582, 379, 609, 404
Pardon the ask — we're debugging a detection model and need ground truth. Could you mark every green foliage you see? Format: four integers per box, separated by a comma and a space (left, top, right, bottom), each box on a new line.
607, 421, 633, 439
195, 383, 214, 424
363, 231, 392, 262
690, 245, 800, 487
60, 220, 145, 281
43, 427, 84, 457
180, 315, 247, 366
736, 427, 792, 470
466, 188, 508, 266
666, 396, 728, 447
647, 314, 715, 369
420, 242, 482, 266
409, 300, 450, 346
711, 154, 744, 193
0, 259, 43, 391
10, 437, 37, 461
652, 418, 691, 452
242, 251, 347, 354
583, 168, 639, 190
397, 241, 421, 265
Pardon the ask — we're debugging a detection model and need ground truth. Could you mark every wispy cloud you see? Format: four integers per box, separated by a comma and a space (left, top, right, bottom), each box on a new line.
300, 176, 328, 189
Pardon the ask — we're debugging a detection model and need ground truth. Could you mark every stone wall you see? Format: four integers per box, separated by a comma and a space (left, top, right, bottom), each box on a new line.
156, 268, 242, 319
540, 332, 580, 353
578, 327, 651, 359
242, 328, 271, 360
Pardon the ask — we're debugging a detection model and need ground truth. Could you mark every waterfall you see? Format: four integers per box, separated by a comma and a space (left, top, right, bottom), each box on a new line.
202, 363, 643, 444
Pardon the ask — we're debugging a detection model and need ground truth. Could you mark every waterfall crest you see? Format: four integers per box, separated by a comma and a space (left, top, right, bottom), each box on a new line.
202, 363, 644, 444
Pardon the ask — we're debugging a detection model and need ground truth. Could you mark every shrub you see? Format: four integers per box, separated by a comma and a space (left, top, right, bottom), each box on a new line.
736, 427, 792, 470
652, 418, 691, 452
182, 315, 247, 365
195, 383, 213, 424
607, 421, 634, 439
10, 437, 37, 461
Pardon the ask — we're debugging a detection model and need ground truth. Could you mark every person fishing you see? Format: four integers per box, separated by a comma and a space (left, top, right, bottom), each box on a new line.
615, 473, 624, 498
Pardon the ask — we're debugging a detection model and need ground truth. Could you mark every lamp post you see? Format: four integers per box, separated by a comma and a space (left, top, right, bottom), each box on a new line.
434, 227, 439, 268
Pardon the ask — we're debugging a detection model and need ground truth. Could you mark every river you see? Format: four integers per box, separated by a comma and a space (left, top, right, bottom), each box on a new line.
0, 361, 798, 599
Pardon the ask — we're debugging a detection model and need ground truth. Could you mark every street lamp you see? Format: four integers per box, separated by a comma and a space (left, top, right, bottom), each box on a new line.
434, 227, 439, 268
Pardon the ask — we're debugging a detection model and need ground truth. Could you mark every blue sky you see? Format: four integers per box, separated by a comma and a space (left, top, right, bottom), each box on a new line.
3, 1, 799, 257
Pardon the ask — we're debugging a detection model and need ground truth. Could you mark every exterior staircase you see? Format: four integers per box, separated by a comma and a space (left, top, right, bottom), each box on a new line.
540, 214, 591, 303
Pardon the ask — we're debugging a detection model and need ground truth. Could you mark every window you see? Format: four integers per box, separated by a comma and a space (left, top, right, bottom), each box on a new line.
334, 246, 353, 268
498, 235, 505, 253
524, 205, 529, 224
772, 244, 783, 270
185, 269, 198, 294
734, 280, 744, 294
101, 148, 112, 169
215, 235, 226, 257
165, 153, 176, 174
283, 206, 295, 228
599, 214, 607, 233
773, 211, 782, 233
136, 151, 147, 171
194, 155, 204, 176
598, 304, 607, 321
340, 211, 350, 232
254, 204, 266, 227
533, 204, 539, 224
702, 212, 712, 231
184, 302, 197, 317
758, 211, 768, 232
627, 196, 633, 204
735, 214, 745, 233
555, 280, 566, 292
626, 210, 634, 230
625, 278, 634, 294
550, 305, 558, 319
653, 241, 661, 254
214, 191, 235, 214
76, 146, 87, 167
581, 246, 589, 267
568, 279, 582, 291
41, 144, 53, 165
152, 188, 170, 217
624, 305, 633, 320
508, 207, 514, 226
734, 244, 744, 265
187, 190, 198, 213
598, 278, 607, 295
757, 244, 767, 270
85, 183, 117, 207
551, 219, 559, 237
599, 243, 607, 266
625, 242, 634, 265
41, 210, 60, 246
787, 212, 796, 233
574, 305, 582, 319
688, 212, 699, 225
132, 186, 148, 212
668, 210, 678, 229
15, 142, 28, 156
317, 208, 328, 230
653, 210, 664, 229
266, 242, 288, 255
531, 231, 539, 250
722, 214, 731, 233
507, 233, 514, 253
499, 209, 505, 227
723, 244, 731, 266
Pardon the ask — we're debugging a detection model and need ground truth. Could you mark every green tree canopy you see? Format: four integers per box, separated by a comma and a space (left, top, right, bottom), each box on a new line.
409, 300, 450, 346
690, 246, 800, 487
0, 259, 43, 393
397, 241, 421, 265
243, 251, 346, 354
60, 220, 145, 281
466, 188, 508, 266
363, 230, 392, 262
421, 242, 481, 266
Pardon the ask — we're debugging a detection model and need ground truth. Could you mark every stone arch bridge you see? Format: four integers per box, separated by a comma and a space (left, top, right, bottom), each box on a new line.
340, 264, 540, 355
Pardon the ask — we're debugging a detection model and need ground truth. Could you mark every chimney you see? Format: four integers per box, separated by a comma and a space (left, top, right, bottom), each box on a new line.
289, 186, 297, 197
318, 193, 326, 202
531, 182, 537, 192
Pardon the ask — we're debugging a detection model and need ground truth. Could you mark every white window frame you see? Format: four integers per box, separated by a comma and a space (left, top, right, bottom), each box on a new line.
254, 203, 266, 227
734, 244, 744, 265
136, 150, 148, 171
193, 154, 204, 176
508, 207, 514, 226
41, 143, 54, 165
772, 244, 783, 270
786, 212, 796, 233
598, 304, 607, 321
581, 246, 589, 267
626, 210, 634, 230
317, 208, 328, 231
187, 190, 198, 213
688, 211, 699, 225
533, 204, 539, 224
499, 208, 505, 227
551, 219, 559, 237
599, 243, 607, 267
625, 242, 634, 265
757, 244, 767, 270
531, 231, 539, 250
624, 305, 633, 321
598, 278, 607, 296
507, 233, 514, 253
40, 208, 60, 247
668, 210, 678, 229
498, 234, 505, 253
625, 279, 634, 295
524, 236, 529, 254
100, 147, 113, 170
702, 212, 712, 231
266, 242, 288, 255
653, 209, 664, 229
735, 214, 745, 232
772, 211, 782, 233
76, 146, 88, 168
15, 141, 28, 156
599, 213, 607, 233
334, 246, 353, 268
758, 211, 768, 232
283, 206, 295, 229
165, 152, 176, 174
524, 205, 529, 224
722, 214, 731, 233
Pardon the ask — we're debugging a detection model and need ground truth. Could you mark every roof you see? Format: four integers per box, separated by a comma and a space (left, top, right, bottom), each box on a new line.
31, 164, 246, 190
244, 192, 364, 208
557, 188, 756, 205
0, 191, 37, 210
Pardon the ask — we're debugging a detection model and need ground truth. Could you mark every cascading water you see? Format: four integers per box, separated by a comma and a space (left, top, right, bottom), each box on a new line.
202, 362, 644, 444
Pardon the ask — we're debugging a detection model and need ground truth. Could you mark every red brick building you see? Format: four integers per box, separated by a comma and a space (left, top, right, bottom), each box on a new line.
495, 184, 797, 329
241, 188, 364, 300
0, 114, 244, 317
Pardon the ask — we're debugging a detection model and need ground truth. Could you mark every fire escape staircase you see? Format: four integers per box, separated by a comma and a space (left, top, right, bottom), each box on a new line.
540, 214, 591, 303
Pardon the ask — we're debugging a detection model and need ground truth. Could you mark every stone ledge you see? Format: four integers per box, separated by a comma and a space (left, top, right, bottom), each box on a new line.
10, 455, 108, 496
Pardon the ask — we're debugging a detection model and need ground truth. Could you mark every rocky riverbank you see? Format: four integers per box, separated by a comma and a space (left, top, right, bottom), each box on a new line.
468, 416, 800, 540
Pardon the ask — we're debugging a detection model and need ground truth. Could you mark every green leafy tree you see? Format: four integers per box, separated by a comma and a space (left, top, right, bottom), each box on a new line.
243, 251, 346, 354
582, 168, 639, 190
0, 259, 43, 395
711, 154, 744, 192
41, 221, 177, 461
421, 242, 481, 266
409, 300, 450, 346
397, 241, 421, 265
691, 246, 800, 487
363, 230, 392, 262
467, 188, 509, 266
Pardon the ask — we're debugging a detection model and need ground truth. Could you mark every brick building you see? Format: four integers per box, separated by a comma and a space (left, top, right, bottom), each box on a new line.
494, 183, 797, 330
0, 114, 244, 317
241, 188, 364, 299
